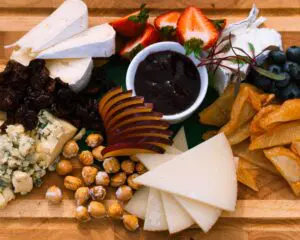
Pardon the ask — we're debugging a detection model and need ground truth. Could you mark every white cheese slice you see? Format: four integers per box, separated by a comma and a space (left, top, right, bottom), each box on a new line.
144, 188, 168, 231
138, 153, 221, 233
173, 127, 188, 152
46, 58, 93, 92
134, 133, 237, 211
124, 187, 149, 220
7, 0, 88, 52
37, 24, 116, 59
10, 48, 34, 66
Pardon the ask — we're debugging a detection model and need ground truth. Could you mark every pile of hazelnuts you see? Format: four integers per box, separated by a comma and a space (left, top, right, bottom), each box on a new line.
45, 131, 147, 232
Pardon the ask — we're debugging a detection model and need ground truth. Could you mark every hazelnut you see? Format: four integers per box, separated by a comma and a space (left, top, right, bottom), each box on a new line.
64, 176, 83, 191
115, 185, 133, 202
108, 202, 124, 219
79, 150, 94, 166
123, 215, 139, 232
63, 140, 79, 158
92, 146, 105, 161
135, 162, 147, 175
86, 133, 103, 148
75, 187, 90, 206
103, 157, 120, 174
110, 172, 127, 188
45, 185, 62, 204
82, 166, 98, 186
75, 206, 91, 222
127, 174, 142, 190
95, 171, 110, 186
129, 155, 140, 162
56, 160, 73, 176
88, 201, 106, 218
121, 160, 135, 174
90, 186, 107, 201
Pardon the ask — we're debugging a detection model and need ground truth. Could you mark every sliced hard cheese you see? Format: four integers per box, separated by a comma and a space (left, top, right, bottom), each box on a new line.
46, 58, 93, 92
134, 133, 237, 211
138, 153, 221, 233
10, 48, 34, 66
144, 188, 168, 231
37, 24, 116, 59
124, 187, 149, 219
173, 127, 188, 152
7, 0, 88, 52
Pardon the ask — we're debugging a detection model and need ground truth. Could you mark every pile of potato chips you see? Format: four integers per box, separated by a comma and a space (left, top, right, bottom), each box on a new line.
199, 83, 300, 195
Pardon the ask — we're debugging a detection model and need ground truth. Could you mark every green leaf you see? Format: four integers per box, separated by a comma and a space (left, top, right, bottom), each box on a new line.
253, 66, 286, 81
128, 4, 149, 24
126, 44, 144, 60
248, 42, 255, 57
210, 19, 226, 31
160, 26, 176, 39
184, 38, 203, 58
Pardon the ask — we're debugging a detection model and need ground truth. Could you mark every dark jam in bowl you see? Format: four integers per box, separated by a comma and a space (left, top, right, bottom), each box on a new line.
134, 51, 201, 115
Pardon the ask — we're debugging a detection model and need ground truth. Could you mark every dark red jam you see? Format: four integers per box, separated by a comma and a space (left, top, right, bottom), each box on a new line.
134, 51, 200, 115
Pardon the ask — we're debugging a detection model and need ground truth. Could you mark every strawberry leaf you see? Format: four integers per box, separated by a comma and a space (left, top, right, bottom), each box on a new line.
253, 66, 286, 81
210, 19, 227, 31
128, 4, 150, 24
160, 26, 176, 39
125, 44, 144, 60
184, 38, 203, 58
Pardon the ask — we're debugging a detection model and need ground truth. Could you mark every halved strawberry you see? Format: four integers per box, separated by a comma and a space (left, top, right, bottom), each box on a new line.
177, 6, 219, 56
110, 4, 149, 37
120, 24, 160, 60
154, 11, 181, 39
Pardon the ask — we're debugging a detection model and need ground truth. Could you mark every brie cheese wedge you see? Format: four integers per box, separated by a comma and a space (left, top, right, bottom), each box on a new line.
46, 58, 93, 92
7, 0, 88, 53
37, 24, 116, 59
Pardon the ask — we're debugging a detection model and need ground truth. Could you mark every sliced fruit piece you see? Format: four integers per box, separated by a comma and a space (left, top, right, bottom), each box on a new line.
109, 120, 170, 136
120, 24, 160, 60
134, 133, 237, 211
98, 86, 122, 115
154, 11, 181, 39
124, 187, 149, 219
100, 90, 133, 117
106, 103, 153, 128
177, 6, 219, 56
110, 4, 149, 37
249, 120, 300, 150
109, 136, 172, 148
237, 157, 259, 191
104, 96, 145, 123
109, 112, 163, 131
102, 143, 165, 158
264, 147, 300, 196
232, 140, 279, 175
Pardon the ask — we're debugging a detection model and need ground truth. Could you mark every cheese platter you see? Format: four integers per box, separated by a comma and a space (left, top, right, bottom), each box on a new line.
0, 0, 300, 239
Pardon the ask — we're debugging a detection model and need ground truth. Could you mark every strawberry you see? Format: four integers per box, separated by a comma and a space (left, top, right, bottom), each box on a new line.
154, 11, 181, 39
110, 4, 149, 37
177, 6, 219, 57
120, 24, 159, 60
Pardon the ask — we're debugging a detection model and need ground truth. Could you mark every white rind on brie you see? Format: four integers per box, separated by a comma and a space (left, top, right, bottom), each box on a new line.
37, 24, 116, 59
6, 0, 88, 53
46, 58, 93, 92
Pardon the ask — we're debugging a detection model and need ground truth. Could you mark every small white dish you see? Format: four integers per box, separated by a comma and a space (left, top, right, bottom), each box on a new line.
126, 42, 208, 124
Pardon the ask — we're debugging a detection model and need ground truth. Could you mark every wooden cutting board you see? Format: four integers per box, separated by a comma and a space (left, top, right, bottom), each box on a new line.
0, 1, 300, 239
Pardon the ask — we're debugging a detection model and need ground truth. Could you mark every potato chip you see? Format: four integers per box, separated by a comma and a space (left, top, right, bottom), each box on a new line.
264, 147, 300, 196
232, 140, 279, 175
199, 84, 235, 127
226, 121, 250, 146
202, 130, 218, 141
236, 157, 259, 191
249, 120, 300, 150
291, 140, 300, 156
259, 99, 300, 131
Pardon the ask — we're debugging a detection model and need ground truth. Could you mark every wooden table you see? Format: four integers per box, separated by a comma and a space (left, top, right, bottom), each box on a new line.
0, 1, 300, 239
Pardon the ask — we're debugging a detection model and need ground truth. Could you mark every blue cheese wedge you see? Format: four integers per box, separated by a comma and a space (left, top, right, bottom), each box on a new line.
7, 0, 88, 53
46, 58, 93, 92
35, 110, 77, 167
37, 24, 116, 59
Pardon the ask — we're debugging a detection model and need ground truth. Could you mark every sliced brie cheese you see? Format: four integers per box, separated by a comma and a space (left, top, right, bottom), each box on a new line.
37, 24, 116, 59
46, 58, 93, 92
173, 127, 188, 152
134, 133, 237, 211
144, 188, 168, 231
7, 0, 88, 52
124, 187, 149, 220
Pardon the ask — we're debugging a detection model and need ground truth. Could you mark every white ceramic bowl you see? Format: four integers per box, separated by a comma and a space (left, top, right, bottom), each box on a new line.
126, 42, 208, 124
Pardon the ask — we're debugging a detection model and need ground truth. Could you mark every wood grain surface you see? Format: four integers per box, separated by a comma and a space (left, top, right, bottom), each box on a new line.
0, 0, 300, 239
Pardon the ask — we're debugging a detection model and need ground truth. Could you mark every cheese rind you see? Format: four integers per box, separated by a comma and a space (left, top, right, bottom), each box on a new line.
37, 24, 116, 59
173, 127, 188, 152
8, 0, 88, 52
134, 133, 237, 211
124, 187, 149, 220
